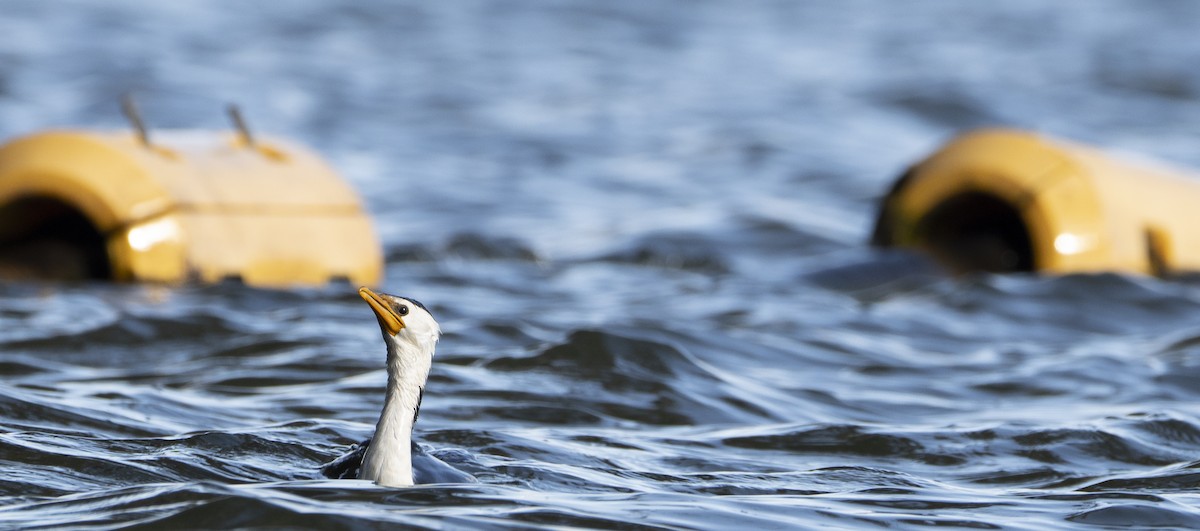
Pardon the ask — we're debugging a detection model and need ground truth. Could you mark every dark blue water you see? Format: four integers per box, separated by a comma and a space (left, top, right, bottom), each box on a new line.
4, 1, 1200, 528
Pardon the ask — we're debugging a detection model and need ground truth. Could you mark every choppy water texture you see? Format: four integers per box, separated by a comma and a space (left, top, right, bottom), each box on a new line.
5, 1, 1200, 529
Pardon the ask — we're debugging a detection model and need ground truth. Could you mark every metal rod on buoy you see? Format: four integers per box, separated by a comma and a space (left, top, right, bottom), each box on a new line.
121, 94, 151, 148
227, 104, 256, 148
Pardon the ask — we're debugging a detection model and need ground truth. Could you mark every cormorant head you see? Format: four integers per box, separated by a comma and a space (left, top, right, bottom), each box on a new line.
358, 287, 440, 354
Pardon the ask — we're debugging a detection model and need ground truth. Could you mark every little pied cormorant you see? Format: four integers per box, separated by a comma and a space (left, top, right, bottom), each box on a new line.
321, 287, 473, 487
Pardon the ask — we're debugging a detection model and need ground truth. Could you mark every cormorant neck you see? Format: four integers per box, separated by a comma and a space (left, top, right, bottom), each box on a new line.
359, 335, 434, 487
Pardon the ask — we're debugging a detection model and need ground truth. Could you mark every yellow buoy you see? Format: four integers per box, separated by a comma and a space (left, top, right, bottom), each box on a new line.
872, 128, 1200, 276
0, 127, 382, 287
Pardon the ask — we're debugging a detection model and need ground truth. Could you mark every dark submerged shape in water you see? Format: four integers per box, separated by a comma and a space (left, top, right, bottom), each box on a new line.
322, 440, 475, 484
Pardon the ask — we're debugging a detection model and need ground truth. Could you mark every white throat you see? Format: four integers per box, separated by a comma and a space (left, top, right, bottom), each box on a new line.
359, 331, 436, 487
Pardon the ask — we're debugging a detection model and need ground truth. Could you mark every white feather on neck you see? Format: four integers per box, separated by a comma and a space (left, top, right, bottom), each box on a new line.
359, 324, 439, 487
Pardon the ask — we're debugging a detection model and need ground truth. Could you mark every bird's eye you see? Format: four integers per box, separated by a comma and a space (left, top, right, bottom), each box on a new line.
397, 305, 409, 316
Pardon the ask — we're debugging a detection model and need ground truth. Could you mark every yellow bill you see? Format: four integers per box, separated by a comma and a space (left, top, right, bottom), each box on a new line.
359, 286, 405, 335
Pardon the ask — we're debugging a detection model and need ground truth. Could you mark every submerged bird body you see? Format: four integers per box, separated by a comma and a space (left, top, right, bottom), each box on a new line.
322, 287, 469, 487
